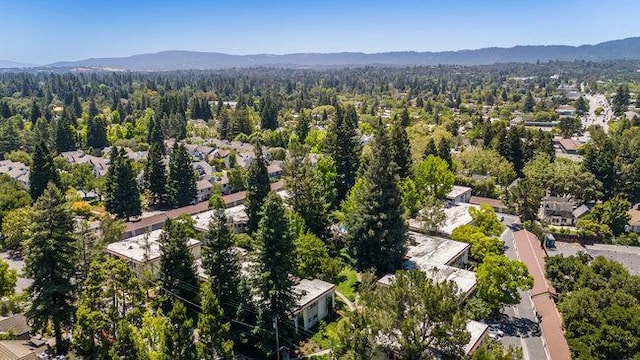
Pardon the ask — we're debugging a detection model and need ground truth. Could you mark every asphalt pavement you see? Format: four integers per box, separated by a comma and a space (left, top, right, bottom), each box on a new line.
498, 217, 548, 360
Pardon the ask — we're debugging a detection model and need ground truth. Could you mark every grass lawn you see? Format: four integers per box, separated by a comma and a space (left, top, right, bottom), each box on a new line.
336, 267, 358, 302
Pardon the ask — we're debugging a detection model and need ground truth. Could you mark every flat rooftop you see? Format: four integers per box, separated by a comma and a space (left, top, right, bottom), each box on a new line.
405, 232, 470, 266
192, 205, 248, 231
106, 229, 200, 263
440, 203, 478, 236
379, 264, 476, 298
464, 320, 489, 355
446, 185, 472, 200
293, 279, 336, 314
584, 243, 640, 276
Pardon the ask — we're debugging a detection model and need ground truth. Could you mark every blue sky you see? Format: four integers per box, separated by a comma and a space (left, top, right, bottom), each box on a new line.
1, 0, 639, 64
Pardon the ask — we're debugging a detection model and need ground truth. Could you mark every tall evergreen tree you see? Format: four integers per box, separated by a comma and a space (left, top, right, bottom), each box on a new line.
86, 116, 108, 149
285, 139, 330, 239
197, 283, 234, 360
202, 208, 241, 315
325, 104, 361, 205
71, 94, 83, 119
110, 320, 146, 359
423, 137, 438, 159
147, 116, 165, 152
55, 116, 77, 153
437, 137, 453, 169
29, 100, 41, 123
104, 148, 141, 220
523, 91, 535, 113
159, 219, 200, 313
251, 192, 296, 352
296, 110, 311, 142
88, 96, 99, 119
260, 94, 279, 130
165, 301, 197, 360
246, 142, 271, 234
345, 121, 407, 275
25, 184, 79, 355
390, 113, 412, 178
73, 261, 110, 358
144, 142, 167, 205
30, 141, 60, 200
167, 143, 197, 208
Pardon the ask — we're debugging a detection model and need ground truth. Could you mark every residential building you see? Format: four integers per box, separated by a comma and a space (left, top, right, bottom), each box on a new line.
556, 105, 576, 117
553, 137, 581, 154
106, 229, 202, 278
292, 279, 336, 332
469, 196, 510, 214
539, 196, 575, 226
446, 185, 472, 203
0, 160, 29, 188
0, 315, 31, 340
192, 205, 249, 234
196, 178, 214, 202
628, 205, 640, 234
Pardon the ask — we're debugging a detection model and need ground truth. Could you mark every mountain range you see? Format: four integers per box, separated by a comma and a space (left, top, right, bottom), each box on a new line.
3, 37, 640, 71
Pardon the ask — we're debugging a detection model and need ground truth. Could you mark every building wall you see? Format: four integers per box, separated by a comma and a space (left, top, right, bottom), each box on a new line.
299, 290, 335, 332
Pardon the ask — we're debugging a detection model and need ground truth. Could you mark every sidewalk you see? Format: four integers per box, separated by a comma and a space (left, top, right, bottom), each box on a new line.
513, 230, 571, 360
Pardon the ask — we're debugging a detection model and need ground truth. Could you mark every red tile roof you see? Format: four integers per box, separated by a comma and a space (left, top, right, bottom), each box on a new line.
513, 230, 571, 360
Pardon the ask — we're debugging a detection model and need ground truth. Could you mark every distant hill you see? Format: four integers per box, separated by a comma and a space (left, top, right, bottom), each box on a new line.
43, 37, 640, 71
0, 60, 36, 68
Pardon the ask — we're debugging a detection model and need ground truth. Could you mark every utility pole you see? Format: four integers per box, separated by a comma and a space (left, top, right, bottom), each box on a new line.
273, 315, 280, 360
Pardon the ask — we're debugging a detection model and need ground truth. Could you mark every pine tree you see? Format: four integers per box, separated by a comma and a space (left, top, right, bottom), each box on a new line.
285, 139, 330, 239
390, 113, 412, 178
246, 142, 271, 234
165, 300, 197, 360
55, 116, 76, 153
86, 116, 108, 149
523, 91, 535, 113
167, 143, 197, 208
71, 94, 83, 120
29, 100, 41, 123
437, 137, 453, 169
423, 137, 438, 159
30, 141, 60, 200
202, 209, 241, 315
88, 96, 99, 118
260, 94, 279, 130
251, 192, 296, 350
104, 148, 141, 220
296, 110, 311, 142
145, 142, 167, 205
147, 116, 165, 152
159, 219, 200, 313
110, 320, 146, 359
25, 184, 79, 355
325, 104, 361, 205
197, 283, 234, 360
73, 261, 110, 358
345, 121, 407, 275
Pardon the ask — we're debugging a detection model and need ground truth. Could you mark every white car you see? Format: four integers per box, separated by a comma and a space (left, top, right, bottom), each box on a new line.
488, 326, 504, 339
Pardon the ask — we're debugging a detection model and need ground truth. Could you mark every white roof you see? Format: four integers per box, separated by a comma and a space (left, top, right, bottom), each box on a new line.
446, 185, 472, 200
192, 205, 248, 231
378, 265, 476, 297
439, 203, 478, 236
464, 320, 489, 354
294, 279, 336, 313
405, 232, 470, 266
106, 229, 200, 263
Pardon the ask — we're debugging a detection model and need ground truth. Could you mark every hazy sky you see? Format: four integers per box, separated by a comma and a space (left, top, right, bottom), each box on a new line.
2, 0, 639, 64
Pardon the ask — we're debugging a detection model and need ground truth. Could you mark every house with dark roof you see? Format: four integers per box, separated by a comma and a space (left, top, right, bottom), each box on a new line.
0, 315, 31, 340
539, 196, 576, 226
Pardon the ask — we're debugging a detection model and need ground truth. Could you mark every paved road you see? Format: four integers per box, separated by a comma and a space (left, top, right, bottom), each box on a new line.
583, 93, 611, 133
498, 218, 548, 360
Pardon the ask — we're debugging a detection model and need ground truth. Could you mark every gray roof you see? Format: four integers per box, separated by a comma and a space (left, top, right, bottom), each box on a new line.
585, 244, 640, 276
